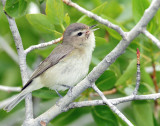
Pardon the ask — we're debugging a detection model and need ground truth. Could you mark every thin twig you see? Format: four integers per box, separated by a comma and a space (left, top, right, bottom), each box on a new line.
142, 29, 160, 48
25, 37, 63, 54
133, 48, 141, 95
0, 85, 21, 92
0, 36, 32, 73
152, 63, 159, 93
63, 0, 127, 40
92, 83, 133, 126
90, 88, 117, 97
0, 36, 19, 64
151, 58, 159, 118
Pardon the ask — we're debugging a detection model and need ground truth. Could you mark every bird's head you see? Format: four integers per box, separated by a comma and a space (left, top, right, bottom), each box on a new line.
63, 23, 97, 49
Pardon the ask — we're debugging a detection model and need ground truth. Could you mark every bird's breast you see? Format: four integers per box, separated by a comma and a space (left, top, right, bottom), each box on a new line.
40, 48, 92, 91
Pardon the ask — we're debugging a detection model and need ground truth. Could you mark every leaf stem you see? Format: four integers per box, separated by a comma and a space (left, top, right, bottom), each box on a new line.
60, 23, 65, 31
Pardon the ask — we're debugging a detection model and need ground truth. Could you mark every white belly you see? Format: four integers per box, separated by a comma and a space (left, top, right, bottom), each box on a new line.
39, 49, 92, 91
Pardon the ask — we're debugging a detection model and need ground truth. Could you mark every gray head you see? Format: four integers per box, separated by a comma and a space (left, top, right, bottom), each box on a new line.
62, 23, 95, 48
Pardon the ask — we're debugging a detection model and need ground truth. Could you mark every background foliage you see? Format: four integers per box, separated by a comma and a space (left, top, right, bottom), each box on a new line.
0, 0, 160, 125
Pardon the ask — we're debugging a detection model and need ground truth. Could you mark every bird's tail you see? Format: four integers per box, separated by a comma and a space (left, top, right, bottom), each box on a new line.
3, 89, 30, 112
4, 78, 43, 112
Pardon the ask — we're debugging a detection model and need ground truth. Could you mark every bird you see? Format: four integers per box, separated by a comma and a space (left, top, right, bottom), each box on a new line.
4, 23, 98, 112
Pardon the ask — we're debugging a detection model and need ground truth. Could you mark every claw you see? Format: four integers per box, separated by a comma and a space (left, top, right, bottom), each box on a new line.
67, 87, 73, 97
62, 85, 73, 97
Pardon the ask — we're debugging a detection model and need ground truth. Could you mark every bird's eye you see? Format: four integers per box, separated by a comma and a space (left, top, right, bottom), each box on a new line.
77, 32, 83, 36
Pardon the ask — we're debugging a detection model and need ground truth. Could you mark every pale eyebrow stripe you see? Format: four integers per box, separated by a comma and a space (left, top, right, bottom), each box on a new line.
71, 29, 86, 36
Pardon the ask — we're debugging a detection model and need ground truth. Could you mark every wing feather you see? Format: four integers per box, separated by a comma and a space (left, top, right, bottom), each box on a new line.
22, 44, 74, 90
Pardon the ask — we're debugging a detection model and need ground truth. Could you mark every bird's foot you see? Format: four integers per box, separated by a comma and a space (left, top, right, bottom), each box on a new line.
67, 87, 73, 97
55, 89, 63, 98
62, 85, 73, 97
55, 89, 63, 105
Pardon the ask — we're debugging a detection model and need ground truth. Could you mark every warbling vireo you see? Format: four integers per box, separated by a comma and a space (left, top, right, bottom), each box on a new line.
4, 23, 98, 112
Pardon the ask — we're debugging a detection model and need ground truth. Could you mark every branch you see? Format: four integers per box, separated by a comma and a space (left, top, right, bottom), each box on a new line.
0, 36, 32, 73
25, 37, 63, 54
63, 0, 127, 39
0, 85, 21, 92
133, 48, 141, 95
92, 83, 133, 126
90, 88, 117, 97
66, 93, 160, 109
0, 36, 19, 64
1, 0, 33, 120
142, 29, 160, 48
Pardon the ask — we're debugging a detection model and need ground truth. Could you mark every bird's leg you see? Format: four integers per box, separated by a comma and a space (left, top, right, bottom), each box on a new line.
55, 89, 63, 98
62, 85, 73, 97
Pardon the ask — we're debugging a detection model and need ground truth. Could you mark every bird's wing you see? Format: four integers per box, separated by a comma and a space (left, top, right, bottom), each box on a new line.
22, 44, 74, 90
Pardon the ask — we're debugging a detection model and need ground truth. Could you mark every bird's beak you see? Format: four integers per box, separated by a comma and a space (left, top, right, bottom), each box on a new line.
89, 25, 99, 32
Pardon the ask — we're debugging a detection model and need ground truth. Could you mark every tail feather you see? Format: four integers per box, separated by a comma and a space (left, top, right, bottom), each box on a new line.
4, 77, 43, 112
4, 90, 29, 112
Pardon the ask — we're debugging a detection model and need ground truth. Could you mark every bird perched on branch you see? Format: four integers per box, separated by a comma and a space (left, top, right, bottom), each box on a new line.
4, 23, 98, 112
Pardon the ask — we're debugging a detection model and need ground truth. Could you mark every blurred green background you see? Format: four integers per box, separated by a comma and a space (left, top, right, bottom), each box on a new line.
0, 0, 160, 125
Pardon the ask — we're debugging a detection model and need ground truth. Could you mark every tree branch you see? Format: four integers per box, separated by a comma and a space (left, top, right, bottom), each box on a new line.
66, 93, 160, 109
0, 85, 21, 92
90, 88, 117, 97
92, 83, 133, 126
63, 0, 127, 40
0, 36, 19, 64
142, 29, 160, 48
1, 0, 33, 120
25, 37, 63, 54
133, 48, 141, 95
0, 36, 32, 73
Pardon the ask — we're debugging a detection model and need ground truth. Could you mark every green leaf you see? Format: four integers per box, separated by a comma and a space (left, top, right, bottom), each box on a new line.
19, 0, 27, 15
102, 15, 127, 40
39, 0, 45, 4
138, 83, 152, 94
32, 88, 66, 99
92, 106, 118, 126
96, 70, 117, 91
5, 0, 28, 18
132, 101, 154, 126
103, 0, 123, 19
26, 13, 62, 40
132, 0, 150, 23
115, 59, 137, 86
46, 0, 64, 25
34, 44, 57, 58
64, 13, 70, 26
93, 36, 115, 59
156, 10, 160, 29
51, 107, 91, 125
26, 14, 55, 33
141, 66, 154, 86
